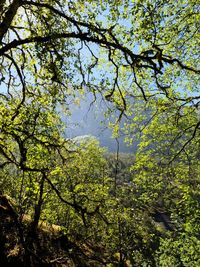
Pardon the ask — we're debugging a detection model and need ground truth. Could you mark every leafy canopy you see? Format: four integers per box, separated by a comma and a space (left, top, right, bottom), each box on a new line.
0, 0, 199, 266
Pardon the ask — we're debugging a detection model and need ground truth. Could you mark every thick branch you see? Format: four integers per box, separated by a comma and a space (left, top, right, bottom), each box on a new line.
0, 0, 22, 42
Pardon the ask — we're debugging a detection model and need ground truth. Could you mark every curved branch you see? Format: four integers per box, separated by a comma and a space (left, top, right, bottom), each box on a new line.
169, 120, 200, 164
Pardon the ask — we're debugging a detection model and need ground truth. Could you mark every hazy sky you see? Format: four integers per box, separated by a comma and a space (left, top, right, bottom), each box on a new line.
64, 92, 136, 153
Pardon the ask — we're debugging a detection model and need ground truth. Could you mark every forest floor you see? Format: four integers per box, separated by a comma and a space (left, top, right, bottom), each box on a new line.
0, 194, 116, 267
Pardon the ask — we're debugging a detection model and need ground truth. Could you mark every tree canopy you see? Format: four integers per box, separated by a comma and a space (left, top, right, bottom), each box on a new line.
0, 0, 199, 266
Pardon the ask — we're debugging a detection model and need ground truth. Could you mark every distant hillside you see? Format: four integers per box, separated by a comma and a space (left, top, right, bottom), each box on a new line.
62, 93, 136, 153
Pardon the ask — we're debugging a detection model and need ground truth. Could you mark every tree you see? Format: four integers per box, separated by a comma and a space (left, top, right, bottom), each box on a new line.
129, 103, 200, 266
0, 0, 199, 266
0, 0, 199, 159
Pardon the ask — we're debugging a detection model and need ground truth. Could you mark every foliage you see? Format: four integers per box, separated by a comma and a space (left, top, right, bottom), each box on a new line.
129, 104, 200, 266
0, 0, 199, 266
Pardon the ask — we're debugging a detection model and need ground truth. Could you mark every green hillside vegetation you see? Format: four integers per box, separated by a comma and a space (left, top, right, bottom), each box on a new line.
0, 135, 199, 266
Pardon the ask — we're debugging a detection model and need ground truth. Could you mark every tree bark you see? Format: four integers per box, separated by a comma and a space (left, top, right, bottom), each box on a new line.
0, 0, 22, 42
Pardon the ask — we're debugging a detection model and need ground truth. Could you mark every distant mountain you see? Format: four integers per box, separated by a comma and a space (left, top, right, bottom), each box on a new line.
62, 93, 136, 153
